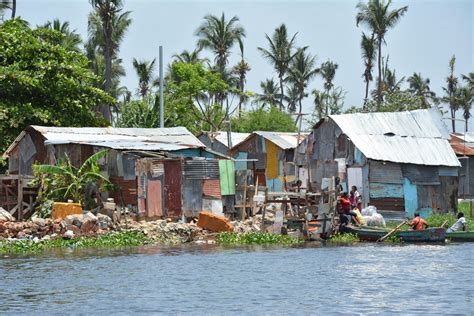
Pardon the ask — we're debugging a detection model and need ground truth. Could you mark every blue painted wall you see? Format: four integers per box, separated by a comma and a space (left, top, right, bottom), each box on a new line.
403, 177, 418, 217
235, 152, 247, 170
369, 183, 404, 198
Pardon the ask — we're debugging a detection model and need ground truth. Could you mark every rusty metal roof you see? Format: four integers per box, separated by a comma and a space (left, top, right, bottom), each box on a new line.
450, 133, 474, 156
4, 126, 206, 157
253, 131, 308, 150
328, 109, 460, 167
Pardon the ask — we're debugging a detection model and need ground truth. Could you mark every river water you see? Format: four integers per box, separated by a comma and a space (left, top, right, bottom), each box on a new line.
1, 242, 473, 315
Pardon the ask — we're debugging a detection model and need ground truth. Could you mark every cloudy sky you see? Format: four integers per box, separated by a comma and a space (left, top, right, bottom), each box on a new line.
17, 0, 474, 130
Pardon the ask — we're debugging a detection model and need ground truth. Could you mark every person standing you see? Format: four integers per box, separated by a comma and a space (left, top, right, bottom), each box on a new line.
350, 185, 362, 210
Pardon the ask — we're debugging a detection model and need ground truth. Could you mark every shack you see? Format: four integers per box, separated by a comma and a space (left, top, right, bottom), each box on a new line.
197, 131, 250, 156
1, 126, 235, 220
230, 131, 308, 192
297, 109, 460, 217
449, 133, 474, 199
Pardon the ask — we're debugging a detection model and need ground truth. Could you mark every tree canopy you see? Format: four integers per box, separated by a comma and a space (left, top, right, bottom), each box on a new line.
0, 19, 112, 157
232, 106, 297, 133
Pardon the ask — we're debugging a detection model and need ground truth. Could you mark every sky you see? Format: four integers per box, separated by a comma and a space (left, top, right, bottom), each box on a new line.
17, 0, 474, 131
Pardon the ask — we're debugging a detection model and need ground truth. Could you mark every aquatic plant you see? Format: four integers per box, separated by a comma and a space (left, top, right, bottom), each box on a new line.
328, 233, 359, 243
216, 232, 302, 246
0, 231, 151, 254
384, 234, 402, 244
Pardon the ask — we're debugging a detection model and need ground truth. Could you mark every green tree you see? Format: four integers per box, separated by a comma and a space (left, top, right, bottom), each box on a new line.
407, 72, 436, 108
442, 55, 459, 132
360, 32, 376, 103
116, 97, 159, 128
172, 47, 208, 65
286, 49, 318, 124
40, 19, 82, 52
132, 58, 156, 98
0, 20, 112, 162
254, 79, 281, 109
231, 107, 297, 133
33, 150, 111, 214
258, 24, 302, 110
364, 90, 425, 112
232, 41, 251, 117
167, 62, 233, 132
455, 86, 472, 132
88, 0, 131, 121
319, 60, 339, 116
356, 0, 408, 106
195, 13, 245, 73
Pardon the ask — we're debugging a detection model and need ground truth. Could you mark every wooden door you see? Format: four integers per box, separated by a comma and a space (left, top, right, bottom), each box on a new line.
164, 160, 182, 218
147, 178, 163, 218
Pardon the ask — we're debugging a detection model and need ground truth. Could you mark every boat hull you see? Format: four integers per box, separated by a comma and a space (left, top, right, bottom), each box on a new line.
343, 225, 446, 242
446, 231, 474, 242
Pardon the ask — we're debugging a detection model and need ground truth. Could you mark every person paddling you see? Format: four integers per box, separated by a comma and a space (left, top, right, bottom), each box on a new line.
411, 212, 429, 231
447, 212, 467, 233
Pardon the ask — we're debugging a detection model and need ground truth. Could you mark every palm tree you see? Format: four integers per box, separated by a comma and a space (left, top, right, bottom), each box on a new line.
89, 0, 131, 122
172, 47, 208, 64
462, 72, 474, 95
254, 79, 281, 109
360, 32, 376, 103
285, 85, 300, 114
407, 73, 436, 108
41, 19, 82, 52
356, 0, 408, 107
312, 89, 326, 121
454, 86, 472, 132
286, 49, 318, 124
0, 0, 14, 19
443, 55, 459, 132
258, 24, 303, 111
319, 60, 339, 116
195, 13, 245, 73
132, 58, 156, 99
232, 41, 251, 116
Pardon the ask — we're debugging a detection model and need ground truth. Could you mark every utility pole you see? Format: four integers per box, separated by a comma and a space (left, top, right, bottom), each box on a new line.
159, 45, 164, 128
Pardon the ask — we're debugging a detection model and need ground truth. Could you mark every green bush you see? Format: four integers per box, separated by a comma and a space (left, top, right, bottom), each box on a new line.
216, 232, 302, 245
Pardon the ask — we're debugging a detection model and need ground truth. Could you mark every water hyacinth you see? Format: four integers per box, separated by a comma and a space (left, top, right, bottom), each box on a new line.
216, 232, 302, 246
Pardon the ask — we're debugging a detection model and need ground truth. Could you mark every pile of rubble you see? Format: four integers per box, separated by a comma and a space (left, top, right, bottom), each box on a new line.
121, 219, 203, 243
0, 207, 114, 240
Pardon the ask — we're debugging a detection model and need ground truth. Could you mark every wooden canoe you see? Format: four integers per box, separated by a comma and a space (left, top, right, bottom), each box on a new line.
343, 225, 446, 242
446, 231, 474, 242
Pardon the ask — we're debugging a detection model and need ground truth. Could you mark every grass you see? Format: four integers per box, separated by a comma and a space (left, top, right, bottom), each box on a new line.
216, 232, 302, 246
328, 233, 359, 243
0, 231, 152, 254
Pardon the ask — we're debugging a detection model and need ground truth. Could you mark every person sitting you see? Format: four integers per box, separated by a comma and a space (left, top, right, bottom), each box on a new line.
411, 212, 429, 230
447, 212, 467, 233
339, 192, 361, 229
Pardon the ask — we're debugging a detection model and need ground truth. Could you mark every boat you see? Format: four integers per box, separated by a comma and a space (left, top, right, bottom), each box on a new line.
446, 231, 474, 242
343, 225, 446, 242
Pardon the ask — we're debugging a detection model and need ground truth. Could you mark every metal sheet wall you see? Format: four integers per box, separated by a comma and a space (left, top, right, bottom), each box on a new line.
183, 160, 219, 179
164, 160, 182, 218
402, 165, 440, 185
202, 179, 221, 198
369, 161, 404, 184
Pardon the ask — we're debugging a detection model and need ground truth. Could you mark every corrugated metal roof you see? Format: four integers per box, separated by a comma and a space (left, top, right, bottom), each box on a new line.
253, 131, 309, 150
4, 126, 206, 157
199, 131, 250, 148
450, 133, 474, 156
328, 109, 460, 167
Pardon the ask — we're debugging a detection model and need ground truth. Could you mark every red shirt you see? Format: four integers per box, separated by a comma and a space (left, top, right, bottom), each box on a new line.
340, 197, 351, 213
412, 216, 428, 230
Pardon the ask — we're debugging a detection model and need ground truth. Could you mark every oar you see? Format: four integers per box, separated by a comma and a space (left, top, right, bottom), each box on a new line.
440, 220, 448, 228
376, 220, 408, 243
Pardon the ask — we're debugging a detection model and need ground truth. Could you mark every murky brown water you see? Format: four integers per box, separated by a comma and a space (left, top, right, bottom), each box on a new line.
1, 242, 473, 315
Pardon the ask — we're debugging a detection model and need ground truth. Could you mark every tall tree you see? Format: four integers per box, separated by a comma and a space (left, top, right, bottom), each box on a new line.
40, 19, 82, 52
319, 60, 338, 116
0, 0, 14, 20
462, 72, 474, 95
443, 55, 459, 132
286, 49, 318, 125
232, 41, 251, 117
195, 13, 245, 73
312, 89, 326, 121
172, 47, 207, 65
360, 32, 376, 104
132, 58, 156, 99
258, 24, 302, 111
89, 0, 131, 122
254, 79, 281, 109
455, 86, 472, 132
407, 73, 435, 108
356, 0, 408, 107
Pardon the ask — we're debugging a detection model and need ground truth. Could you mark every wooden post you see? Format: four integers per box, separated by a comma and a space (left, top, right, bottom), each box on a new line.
252, 176, 259, 216
261, 187, 268, 232
242, 177, 247, 221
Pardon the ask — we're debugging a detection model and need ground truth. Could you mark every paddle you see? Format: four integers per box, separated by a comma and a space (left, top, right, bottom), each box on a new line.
440, 220, 448, 228
376, 220, 408, 243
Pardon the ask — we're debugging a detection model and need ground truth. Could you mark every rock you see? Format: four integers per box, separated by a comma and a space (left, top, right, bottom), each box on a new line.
0, 223, 6, 233
42, 235, 51, 241
32, 236, 40, 243
31, 217, 46, 227
0, 207, 15, 222
66, 225, 81, 236
50, 233, 58, 239
81, 219, 97, 234
63, 230, 75, 239
96, 213, 113, 229
197, 211, 234, 233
